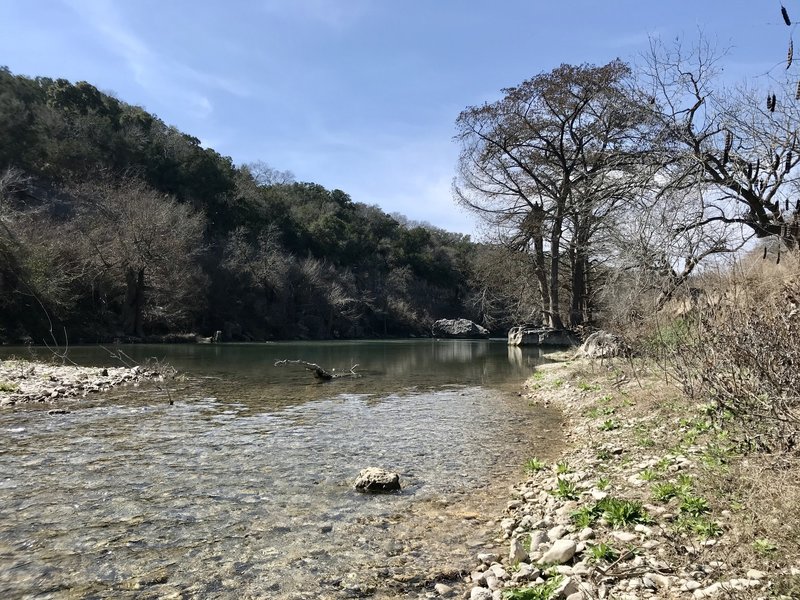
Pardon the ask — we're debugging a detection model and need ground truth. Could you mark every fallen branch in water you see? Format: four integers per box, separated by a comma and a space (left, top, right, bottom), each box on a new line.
274, 359, 361, 381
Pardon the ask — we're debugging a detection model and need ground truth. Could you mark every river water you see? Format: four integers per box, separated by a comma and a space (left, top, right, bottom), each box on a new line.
0, 340, 561, 599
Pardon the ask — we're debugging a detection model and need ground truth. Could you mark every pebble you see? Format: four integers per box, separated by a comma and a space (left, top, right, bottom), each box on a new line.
538, 539, 576, 565
508, 537, 528, 564
434, 583, 453, 597
488, 564, 508, 580
612, 531, 637, 543
469, 586, 493, 600
547, 525, 567, 541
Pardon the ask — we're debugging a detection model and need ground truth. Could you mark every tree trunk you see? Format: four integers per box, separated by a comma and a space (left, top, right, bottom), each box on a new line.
531, 236, 551, 325
123, 267, 145, 337
569, 223, 591, 328
548, 211, 565, 330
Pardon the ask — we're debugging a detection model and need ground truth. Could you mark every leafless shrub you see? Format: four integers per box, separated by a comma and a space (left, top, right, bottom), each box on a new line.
669, 253, 800, 453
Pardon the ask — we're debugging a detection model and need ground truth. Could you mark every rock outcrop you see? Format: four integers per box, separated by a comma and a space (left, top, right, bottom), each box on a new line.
507, 327, 578, 347
432, 318, 489, 339
574, 330, 630, 358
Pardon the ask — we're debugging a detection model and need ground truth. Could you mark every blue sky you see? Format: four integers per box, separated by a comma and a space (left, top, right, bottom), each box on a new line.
0, 1, 786, 235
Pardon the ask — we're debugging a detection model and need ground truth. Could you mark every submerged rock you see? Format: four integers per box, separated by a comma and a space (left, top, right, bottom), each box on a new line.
353, 467, 401, 493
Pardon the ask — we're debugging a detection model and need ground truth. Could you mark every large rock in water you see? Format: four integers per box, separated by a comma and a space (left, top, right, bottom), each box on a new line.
432, 318, 489, 339
507, 326, 578, 347
353, 468, 401, 493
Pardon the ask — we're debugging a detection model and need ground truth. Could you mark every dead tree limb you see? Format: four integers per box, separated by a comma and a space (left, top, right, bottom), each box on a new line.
274, 359, 361, 381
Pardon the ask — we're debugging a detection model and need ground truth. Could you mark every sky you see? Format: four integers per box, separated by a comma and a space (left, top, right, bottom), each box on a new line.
0, 1, 788, 236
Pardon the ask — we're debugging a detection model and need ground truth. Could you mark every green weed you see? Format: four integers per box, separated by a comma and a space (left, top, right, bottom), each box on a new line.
600, 419, 619, 431
595, 448, 613, 461
640, 468, 657, 482
503, 575, 563, 600
675, 516, 722, 539
587, 542, 618, 562
0, 381, 18, 393
597, 497, 650, 528
524, 457, 546, 474
652, 482, 680, 502
552, 478, 579, 500
679, 495, 710, 516
571, 506, 597, 529
753, 539, 778, 555
577, 382, 600, 392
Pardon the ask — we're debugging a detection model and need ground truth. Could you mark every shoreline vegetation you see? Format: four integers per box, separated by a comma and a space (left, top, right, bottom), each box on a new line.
444, 356, 799, 600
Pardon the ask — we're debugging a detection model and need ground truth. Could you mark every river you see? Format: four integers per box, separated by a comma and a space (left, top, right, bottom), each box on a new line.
0, 340, 561, 599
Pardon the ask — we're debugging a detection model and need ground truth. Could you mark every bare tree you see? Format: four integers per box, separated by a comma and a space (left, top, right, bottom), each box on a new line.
73, 177, 205, 336
640, 36, 800, 249
243, 160, 295, 187
454, 60, 652, 328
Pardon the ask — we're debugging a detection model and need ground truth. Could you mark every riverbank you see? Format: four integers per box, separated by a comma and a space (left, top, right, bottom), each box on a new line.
449, 357, 799, 600
0, 358, 170, 406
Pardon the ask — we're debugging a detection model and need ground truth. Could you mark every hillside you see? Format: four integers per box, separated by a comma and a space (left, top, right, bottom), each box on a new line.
0, 67, 529, 343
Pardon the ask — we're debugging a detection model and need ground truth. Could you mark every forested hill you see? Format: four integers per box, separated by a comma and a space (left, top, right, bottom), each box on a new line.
0, 67, 527, 343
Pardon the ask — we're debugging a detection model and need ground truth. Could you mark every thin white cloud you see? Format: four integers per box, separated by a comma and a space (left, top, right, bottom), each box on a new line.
260, 0, 370, 30
604, 29, 661, 49
60, 0, 249, 118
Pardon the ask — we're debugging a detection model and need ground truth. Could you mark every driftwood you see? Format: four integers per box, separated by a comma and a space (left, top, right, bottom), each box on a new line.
274, 359, 361, 381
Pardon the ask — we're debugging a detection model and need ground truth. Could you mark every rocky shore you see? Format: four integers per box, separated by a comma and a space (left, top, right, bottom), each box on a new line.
0, 358, 168, 406
428, 358, 797, 600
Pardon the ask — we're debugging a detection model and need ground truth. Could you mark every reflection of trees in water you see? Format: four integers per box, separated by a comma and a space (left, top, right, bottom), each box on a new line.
432, 340, 490, 363
507, 345, 549, 368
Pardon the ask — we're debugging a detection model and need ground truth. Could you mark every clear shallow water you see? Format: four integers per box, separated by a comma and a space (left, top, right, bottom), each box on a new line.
0, 341, 561, 599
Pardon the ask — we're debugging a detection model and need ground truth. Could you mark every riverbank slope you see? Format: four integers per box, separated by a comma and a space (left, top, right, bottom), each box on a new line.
453, 357, 799, 600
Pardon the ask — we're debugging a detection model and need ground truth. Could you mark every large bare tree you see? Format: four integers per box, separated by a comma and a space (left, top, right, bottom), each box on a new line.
74, 178, 205, 336
454, 60, 651, 328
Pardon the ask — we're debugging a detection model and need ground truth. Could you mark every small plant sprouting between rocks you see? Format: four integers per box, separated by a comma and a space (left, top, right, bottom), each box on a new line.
675, 515, 722, 539
571, 506, 596, 529
596, 448, 613, 461
600, 419, 619, 431
502, 575, 563, 600
568, 496, 650, 529
598, 497, 650, 528
587, 542, 618, 563
652, 482, 680, 502
640, 468, 657, 482
679, 495, 710, 516
585, 405, 615, 418
524, 457, 546, 474
596, 477, 610, 490
753, 538, 779, 555
555, 460, 572, 474
552, 478, 579, 500
0, 381, 18, 392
